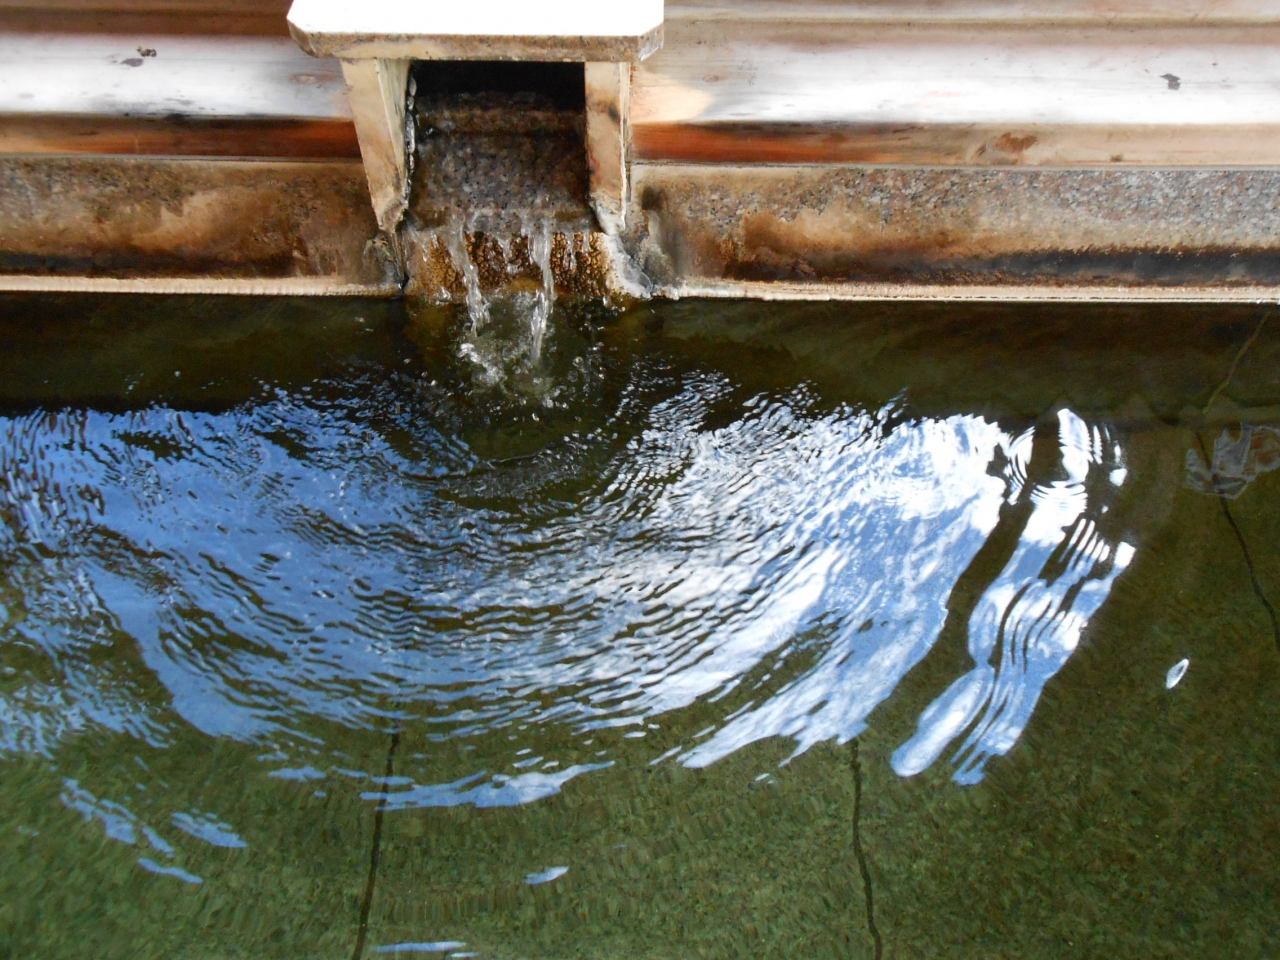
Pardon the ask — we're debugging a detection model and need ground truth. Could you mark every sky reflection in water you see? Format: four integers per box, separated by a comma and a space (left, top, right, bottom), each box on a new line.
0, 349, 1134, 824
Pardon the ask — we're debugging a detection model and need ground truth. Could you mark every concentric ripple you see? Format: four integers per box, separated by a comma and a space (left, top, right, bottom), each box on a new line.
0, 336, 1135, 818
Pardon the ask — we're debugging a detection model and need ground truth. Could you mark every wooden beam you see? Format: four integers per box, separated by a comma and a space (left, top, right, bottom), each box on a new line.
0, 1, 291, 35
0, 114, 359, 158
0, 1, 289, 11
0, 11, 288, 34
339, 56, 410, 232
0, 276, 397, 294
633, 20, 1280, 167
666, 0, 1280, 25
633, 123, 1280, 168
287, 0, 663, 61
0, 33, 351, 120
585, 61, 630, 235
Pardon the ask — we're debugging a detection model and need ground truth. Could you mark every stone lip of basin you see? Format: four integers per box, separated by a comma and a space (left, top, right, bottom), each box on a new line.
286, 0, 665, 62
15, 0, 1280, 300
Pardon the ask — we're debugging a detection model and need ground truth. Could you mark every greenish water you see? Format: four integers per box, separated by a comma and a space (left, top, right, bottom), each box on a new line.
0, 294, 1278, 959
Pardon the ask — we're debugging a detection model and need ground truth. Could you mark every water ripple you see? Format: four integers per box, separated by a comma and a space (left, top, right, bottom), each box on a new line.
0, 360, 1137, 802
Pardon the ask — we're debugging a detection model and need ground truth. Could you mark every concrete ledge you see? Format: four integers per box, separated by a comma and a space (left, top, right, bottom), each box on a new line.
664, 279, 1280, 303
0, 275, 399, 295
0, 157, 400, 295
624, 164, 1280, 297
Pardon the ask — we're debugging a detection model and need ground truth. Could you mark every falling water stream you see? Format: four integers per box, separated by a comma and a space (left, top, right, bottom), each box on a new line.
404, 69, 593, 409
1, 294, 1279, 959
440, 215, 559, 402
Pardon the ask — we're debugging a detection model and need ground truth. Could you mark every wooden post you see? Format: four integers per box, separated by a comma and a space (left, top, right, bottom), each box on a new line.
289, 0, 662, 235
339, 57, 411, 233
585, 61, 631, 235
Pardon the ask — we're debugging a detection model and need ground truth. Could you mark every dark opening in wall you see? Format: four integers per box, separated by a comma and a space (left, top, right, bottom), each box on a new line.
410, 61, 585, 112
406, 60, 591, 232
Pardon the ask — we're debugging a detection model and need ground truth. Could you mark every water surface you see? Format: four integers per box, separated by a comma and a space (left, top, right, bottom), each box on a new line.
1, 294, 1278, 959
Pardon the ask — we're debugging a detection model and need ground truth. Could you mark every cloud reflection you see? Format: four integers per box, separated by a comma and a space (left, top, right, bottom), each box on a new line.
0, 376, 1133, 801
893, 411, 1133, 783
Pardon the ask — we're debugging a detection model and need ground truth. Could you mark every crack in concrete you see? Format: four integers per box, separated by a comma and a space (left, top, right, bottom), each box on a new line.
851, 739, 883, 960
1215, 490, 1280, 655
352, 730, 401, 960
1204, 312, 1268, 413
1196, 313, 1280, 657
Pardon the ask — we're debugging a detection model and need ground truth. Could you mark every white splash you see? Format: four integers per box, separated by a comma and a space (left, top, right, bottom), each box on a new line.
439, 217, 560, 402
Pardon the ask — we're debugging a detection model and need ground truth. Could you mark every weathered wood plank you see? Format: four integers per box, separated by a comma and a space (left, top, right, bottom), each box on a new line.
0, 1, 289, 12
665, 279, 1280, 303
0, 114, 359, 158
0, 10, 288, 34
0, 33, 350, 119
0, 275, 394, 294
340, 56, 410, 232
633, 123, 1280, 167
585, 61, 630, 234
0, 0, 290, 34
667, 0, 1280, 24
633, 20, 1280, 166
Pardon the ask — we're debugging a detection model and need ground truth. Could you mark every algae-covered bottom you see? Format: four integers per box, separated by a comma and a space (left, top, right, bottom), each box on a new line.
0, 294, 1278, 959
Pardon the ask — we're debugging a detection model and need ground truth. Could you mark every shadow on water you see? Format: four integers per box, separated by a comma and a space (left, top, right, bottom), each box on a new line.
1, 294, 1279, 959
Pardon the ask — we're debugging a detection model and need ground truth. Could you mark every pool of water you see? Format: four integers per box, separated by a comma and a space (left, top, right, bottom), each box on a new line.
1, 293, 1278, 959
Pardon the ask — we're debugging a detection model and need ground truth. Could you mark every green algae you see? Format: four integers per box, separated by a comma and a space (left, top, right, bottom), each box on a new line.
0, 295, 1277, 959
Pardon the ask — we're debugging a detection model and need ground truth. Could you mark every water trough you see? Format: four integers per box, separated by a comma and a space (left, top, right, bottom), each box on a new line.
6, 0, 1280, 302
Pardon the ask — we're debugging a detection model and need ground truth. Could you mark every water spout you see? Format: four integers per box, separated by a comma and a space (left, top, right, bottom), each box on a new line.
437, 217, 564, 404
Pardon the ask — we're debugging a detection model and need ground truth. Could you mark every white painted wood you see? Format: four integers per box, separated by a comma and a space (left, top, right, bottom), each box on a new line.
585, 62, 630, 234
287, 0, 664, 60
289, 0, 663, 38
634, 23, 1280, 130
340, 56, 410, 232
0, 33, 350, 119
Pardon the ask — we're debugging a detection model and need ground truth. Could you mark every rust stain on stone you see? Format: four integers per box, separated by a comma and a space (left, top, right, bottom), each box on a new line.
403, 230, 614, 303
622, 164, 1280, 291
0, 157, 397, 291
